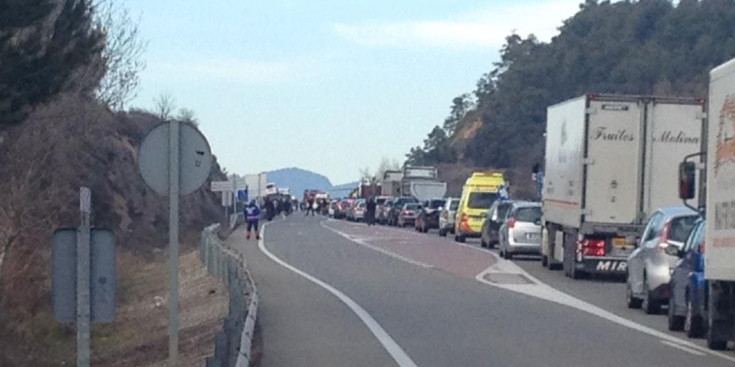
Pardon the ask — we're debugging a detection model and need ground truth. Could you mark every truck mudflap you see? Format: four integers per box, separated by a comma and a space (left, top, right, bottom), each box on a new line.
575, 256, 628, 274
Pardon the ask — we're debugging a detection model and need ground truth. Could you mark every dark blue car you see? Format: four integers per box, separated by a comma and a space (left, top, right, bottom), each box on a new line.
667, 218, 707, 338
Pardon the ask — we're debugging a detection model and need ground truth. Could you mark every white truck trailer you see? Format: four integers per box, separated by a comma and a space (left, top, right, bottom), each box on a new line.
542, 94, 705, 279
682, 57, 735, 350
400, 166, 447, 200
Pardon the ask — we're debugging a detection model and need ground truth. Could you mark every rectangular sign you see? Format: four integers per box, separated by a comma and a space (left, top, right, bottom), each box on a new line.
52, 228, 117, 323
211, 179, 247, 192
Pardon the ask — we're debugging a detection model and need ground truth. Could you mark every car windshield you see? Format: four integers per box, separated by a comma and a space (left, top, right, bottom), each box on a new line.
429, 199, 445, 209
405, 204, 420, 211
497, 203, 513, 220
669, 215, 700, 242
515, 207, 542, 223
395, 198, 417, 207
468, 192, 498, 209
376, 198, 388, 205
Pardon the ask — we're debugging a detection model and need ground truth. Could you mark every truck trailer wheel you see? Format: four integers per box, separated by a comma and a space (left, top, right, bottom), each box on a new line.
563, 234, 583, 279
706, 282, 730, 350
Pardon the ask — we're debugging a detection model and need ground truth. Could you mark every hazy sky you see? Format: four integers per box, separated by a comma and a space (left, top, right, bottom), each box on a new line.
126, 0, 582, 184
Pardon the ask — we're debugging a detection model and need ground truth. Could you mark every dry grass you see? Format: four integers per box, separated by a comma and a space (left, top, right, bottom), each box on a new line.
92, 249, 228, 367
0, 247, 228, 367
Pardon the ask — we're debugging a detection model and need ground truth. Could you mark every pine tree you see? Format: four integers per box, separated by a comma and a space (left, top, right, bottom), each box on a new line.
0, 0, 103, 126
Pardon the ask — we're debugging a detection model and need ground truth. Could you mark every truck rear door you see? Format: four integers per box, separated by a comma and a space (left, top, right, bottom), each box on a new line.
643, 101, 704, 215
584, 98, 644, 224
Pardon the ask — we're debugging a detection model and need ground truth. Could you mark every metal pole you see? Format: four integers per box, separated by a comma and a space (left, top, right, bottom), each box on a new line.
257, 173, 262, 205
232, 175, 237, 220
77, 187, 92, 367
168, 121, 180, 364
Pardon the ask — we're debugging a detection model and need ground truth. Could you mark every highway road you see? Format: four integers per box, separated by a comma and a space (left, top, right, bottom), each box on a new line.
233, 215, 734, 366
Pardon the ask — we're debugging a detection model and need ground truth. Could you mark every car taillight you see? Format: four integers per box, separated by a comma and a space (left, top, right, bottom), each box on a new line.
578, 238, 605, 256
507, 218, 516, 229
699, 240, 706, 254
657, 222, 671, 253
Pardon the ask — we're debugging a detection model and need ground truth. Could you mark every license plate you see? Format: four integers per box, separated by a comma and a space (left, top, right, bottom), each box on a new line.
613, 237, 628, 248
526, 233, 540, 240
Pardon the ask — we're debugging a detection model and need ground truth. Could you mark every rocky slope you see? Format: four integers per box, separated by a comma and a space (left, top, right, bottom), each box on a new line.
0, 94, 226, 362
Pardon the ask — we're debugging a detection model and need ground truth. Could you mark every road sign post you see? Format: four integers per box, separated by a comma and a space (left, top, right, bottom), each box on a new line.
232, 175, 237, 221
53, 187, 117, 366
77, 187, 91, 367
168, 120, 180, 364
138, 120, 212, 366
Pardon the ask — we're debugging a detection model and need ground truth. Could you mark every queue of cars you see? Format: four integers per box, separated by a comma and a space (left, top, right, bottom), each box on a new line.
328, 188, 714, 343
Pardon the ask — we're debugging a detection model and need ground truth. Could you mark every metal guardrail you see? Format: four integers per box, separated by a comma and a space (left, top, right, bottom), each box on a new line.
200, 223, 259, 367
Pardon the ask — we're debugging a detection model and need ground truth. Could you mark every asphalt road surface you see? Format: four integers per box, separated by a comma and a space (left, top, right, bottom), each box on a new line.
232, 215, 734, 367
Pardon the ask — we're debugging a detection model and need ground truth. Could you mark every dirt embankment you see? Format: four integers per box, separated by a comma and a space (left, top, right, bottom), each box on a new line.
0, 94, 229, 365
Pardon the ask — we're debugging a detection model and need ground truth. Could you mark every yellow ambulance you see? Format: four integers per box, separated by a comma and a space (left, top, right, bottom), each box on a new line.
454, 171, 506, 242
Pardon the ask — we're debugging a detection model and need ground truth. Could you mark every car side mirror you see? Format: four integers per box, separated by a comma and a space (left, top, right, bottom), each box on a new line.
679, 161, 696, 200
664, 245, 682, 257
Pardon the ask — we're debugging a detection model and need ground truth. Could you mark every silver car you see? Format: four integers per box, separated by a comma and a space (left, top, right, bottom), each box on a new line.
498, 202, 542, 259
438, 198, 459, 237
626, 207, 699, 314
347, 199, 366, 221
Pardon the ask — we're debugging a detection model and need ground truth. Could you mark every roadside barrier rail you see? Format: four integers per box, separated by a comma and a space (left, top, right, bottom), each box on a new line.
200, 223, 258, 367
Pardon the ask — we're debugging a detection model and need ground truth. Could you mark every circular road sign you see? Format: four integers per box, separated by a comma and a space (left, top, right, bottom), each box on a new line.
138, 121, 212, 196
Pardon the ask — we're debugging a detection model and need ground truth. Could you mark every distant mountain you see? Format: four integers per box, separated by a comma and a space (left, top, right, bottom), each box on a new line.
267, 167, 333, 197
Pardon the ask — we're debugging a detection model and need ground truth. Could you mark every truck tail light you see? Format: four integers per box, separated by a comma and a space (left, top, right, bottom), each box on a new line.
578, 238, 605, 256
507, 218, 516, 229
657, 222, 671, 253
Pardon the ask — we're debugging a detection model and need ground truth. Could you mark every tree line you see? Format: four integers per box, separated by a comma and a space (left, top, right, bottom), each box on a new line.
406, 0, 735, 172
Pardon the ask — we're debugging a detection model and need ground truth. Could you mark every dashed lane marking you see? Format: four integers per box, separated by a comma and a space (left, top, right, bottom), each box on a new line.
320, 221, 433, 269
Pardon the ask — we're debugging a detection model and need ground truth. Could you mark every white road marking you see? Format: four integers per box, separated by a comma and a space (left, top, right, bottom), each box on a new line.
474, 255, 735, 363
660, 340, 707, 356
321, 221, 433, 269
258, 223, 419, 367
319, 220, 734, 362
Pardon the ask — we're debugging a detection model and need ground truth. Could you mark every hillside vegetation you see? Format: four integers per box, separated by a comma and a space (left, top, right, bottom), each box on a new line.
407, 0, 735, 194
0, 1, 226, 364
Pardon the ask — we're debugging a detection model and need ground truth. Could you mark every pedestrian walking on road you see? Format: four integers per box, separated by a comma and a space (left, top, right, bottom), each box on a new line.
244, 200, 261, 240
366, 197, 377, 226
283, 199, 292, 216
265, 197, 276, 221
305, 197, 314, 216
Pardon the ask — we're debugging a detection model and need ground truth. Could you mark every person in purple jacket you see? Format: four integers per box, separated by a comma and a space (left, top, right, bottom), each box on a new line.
244, 200, 261, 240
